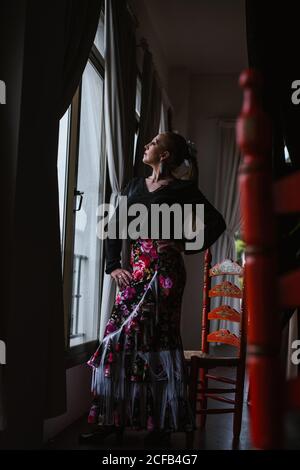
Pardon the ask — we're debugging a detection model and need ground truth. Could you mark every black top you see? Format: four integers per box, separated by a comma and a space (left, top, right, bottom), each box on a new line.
105, 176, 226, 274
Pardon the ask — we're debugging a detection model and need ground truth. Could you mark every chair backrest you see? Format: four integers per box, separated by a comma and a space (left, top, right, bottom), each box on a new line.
201, 248, 246, 357
236, 68, 300, 449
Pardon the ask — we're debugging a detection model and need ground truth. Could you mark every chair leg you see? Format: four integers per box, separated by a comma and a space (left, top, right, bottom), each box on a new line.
232, 435, 240, 450
199, 367, 208, 430
233, 365, 245, 441
187, 357, 199, 445
247, 382, 251, 406
233, 400, 243, 441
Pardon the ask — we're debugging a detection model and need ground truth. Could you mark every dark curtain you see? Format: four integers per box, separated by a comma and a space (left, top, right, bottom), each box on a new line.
0, 0, 101, 449
60, 1, 102, 118
134, 50, 162, 178
246, 0, 300, 177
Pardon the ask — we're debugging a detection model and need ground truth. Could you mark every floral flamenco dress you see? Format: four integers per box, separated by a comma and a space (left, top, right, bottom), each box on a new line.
86, 176, 226, 432
87, 237, 193, 432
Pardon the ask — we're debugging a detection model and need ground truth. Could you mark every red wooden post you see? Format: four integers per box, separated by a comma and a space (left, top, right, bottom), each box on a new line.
236, 69, 284, 448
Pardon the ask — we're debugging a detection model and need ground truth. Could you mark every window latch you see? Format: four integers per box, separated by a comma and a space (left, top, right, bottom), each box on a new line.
74, 189, 84, 212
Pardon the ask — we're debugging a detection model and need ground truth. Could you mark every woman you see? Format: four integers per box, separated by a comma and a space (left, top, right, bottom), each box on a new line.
79, 132, 226, 446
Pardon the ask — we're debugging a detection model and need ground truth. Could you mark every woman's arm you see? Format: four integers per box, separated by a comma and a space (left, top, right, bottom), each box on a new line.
105, 238, 123, 274
105, 178, 137, 275
183, 185, 226, 255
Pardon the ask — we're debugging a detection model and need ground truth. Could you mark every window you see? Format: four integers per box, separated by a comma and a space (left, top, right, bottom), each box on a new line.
94, 9, 105, 57
135, 75, 142, 119
234, 230, 245, 289
57, 107, 70, 259
235, 230, 245, 265
284, 145, 291, 164
133, 75, 142, 163
159, 101, 168, 133
70, 61, 105, 346
57, 11, 106, 354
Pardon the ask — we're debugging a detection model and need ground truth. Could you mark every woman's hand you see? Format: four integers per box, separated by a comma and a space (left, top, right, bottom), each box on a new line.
111, 268, 133, 289
156, 240, 185, 253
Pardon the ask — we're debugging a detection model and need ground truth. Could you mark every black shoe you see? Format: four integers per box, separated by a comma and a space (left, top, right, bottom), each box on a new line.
78, 425, 124, 446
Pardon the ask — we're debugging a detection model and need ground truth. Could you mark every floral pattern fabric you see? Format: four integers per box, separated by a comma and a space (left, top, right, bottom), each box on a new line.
87, 238, 193, 431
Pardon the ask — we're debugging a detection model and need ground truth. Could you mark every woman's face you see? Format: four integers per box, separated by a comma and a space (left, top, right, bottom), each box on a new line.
143, 133, 169, 167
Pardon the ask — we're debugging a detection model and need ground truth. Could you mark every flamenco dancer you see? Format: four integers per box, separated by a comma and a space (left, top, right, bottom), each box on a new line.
79, 132, 226, 446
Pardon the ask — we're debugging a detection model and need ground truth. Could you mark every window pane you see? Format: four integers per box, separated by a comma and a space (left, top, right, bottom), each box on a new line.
136, 76, 142, 117
57, 108, 70, 255
133, 76, 142, 164
94, 10, 105, 57
284, 145, 291, 164
133, 131, 138, 161
70, 61, 105, 347
159, 102, 168, 133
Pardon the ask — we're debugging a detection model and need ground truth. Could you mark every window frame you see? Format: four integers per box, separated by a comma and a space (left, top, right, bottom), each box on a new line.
59, 22, 106, 368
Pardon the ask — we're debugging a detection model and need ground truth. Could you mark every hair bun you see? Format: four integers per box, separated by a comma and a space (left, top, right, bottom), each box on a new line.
186, 140, 197, 159
162, 132, 199, 183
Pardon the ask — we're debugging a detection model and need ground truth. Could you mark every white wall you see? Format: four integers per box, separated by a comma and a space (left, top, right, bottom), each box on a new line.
168, 72, 243, 349
131, 0, 245, 350
44, 364, 92, 442
168, 67, 191, 136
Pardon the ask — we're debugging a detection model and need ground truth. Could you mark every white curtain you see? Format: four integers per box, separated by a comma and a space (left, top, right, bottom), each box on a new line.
159, 89, 172, 133
159, 102, 168, 133
134, 49, 162, 178
210, 120, 242, 336
99, 0, 136, 340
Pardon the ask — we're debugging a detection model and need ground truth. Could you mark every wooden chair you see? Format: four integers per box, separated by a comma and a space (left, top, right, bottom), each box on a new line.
185, 249, 247, 448
236, 68, 300, 449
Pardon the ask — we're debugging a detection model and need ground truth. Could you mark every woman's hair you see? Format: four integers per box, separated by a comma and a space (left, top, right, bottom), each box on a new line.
162, 131, 199, 183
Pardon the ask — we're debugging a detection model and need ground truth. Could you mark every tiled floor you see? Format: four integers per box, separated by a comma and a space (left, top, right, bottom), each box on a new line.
46, 406, 251, 451
46, 346, 252, 451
